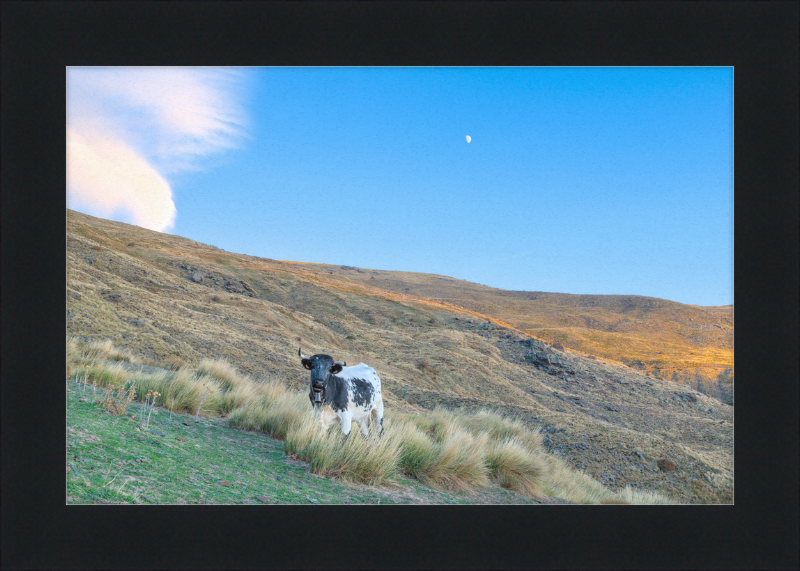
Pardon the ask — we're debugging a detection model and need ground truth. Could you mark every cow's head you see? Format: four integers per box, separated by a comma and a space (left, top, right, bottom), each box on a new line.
298, 347, 346, 391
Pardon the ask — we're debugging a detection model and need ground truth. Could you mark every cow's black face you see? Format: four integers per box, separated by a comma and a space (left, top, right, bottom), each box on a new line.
301, 354, 343, 386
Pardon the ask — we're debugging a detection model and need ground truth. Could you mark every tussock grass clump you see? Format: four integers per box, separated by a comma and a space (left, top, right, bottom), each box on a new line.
613, 486, 675, 505
540, 454, 613, 504
67, 337, 134, 365
486, 438, 545, 497
227, 403, 269, 432
129, 371, 171, 409
156, 370, 224, 416
219, 383, 265, 414
86, 362, 129, 389
196, 358, 247, 391
395, 414, 490, 491
408, 407, 453, 442
457, 409, 544, 453
427, 427, 490, 492
163, 356, 186, 371
284, 417, 399, 485
399, 408, 547, 493
394, 420, 440, 478
227, 388, 307, 438
258, 393, 307, 438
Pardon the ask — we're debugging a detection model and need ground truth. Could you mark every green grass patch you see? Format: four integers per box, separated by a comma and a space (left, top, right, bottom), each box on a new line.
66, 338, 676, 505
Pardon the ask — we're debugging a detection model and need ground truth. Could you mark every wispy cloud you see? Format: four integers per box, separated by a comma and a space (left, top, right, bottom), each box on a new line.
67, 67, 248, 231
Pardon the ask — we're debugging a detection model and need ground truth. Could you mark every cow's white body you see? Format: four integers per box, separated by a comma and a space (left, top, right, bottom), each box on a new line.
311, 362, 384, 437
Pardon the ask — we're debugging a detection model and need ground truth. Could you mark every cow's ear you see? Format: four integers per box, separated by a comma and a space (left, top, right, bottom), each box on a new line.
302, 359, 312, 370
330, 363, 343, 375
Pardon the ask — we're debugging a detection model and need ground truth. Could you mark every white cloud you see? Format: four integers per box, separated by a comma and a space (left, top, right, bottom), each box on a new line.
67, 128, 176, 231
67, 67, 248, 231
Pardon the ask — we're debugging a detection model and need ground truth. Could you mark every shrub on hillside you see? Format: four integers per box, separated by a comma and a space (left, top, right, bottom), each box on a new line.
163, 356, 186, 371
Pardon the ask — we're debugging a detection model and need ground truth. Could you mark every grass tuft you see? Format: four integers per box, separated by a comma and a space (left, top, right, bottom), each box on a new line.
486, 438, 545, 497
196, 358, 246, 391
284, 417, 399, 485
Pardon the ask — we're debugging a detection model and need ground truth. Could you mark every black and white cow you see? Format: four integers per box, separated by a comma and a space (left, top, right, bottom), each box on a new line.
298, 348, 384, 437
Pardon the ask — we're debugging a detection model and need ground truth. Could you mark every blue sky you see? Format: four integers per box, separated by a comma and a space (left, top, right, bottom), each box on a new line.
67, 67, 733, 306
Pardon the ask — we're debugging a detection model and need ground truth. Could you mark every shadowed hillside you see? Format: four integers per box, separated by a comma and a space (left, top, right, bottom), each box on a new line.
66, 209, 733, 503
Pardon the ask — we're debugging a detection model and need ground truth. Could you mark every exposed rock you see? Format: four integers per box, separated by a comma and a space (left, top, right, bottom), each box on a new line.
71, 293, 81, 300
131, 319, 145, 327
256, 496, 270, 503
191, 271, 204, 283
522, 337, 547, 351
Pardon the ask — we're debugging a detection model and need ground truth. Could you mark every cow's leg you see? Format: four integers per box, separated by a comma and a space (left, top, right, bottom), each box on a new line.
339, 410, 353, 437
359, 417, 370, 437
374, 400, 385, 436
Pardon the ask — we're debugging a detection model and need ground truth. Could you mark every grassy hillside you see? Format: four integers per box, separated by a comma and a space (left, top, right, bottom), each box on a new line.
289, 263, 733, 401
67, 345, 671, 504
66, 209, 733, 503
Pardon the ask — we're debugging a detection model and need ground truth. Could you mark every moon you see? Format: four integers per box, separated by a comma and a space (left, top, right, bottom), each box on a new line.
466, 135, 471, 143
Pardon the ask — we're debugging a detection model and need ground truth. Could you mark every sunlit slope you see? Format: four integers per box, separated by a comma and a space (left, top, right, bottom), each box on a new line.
289, 263, 733, 397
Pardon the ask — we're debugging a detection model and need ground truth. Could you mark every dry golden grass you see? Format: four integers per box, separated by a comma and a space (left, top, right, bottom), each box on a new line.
539, 454, 613, 504
67, 338, 678, 503
393, 419, 441, 479
196, 358, 247, 391
614, 485, 675, 505
284, 416, 400, 485
163, 355, 186, 371
85, 362, 130, 390
485, 438, 545, 497
68, 337, 135, 365
456, 409, 544, 453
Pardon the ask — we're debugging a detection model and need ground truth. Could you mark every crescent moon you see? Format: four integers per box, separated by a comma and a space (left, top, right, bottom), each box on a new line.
466, 135, 471, 143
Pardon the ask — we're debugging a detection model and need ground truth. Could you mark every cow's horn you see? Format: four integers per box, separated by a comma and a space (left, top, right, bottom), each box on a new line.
335, 360, 346, 367
298, 347, 310, 360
